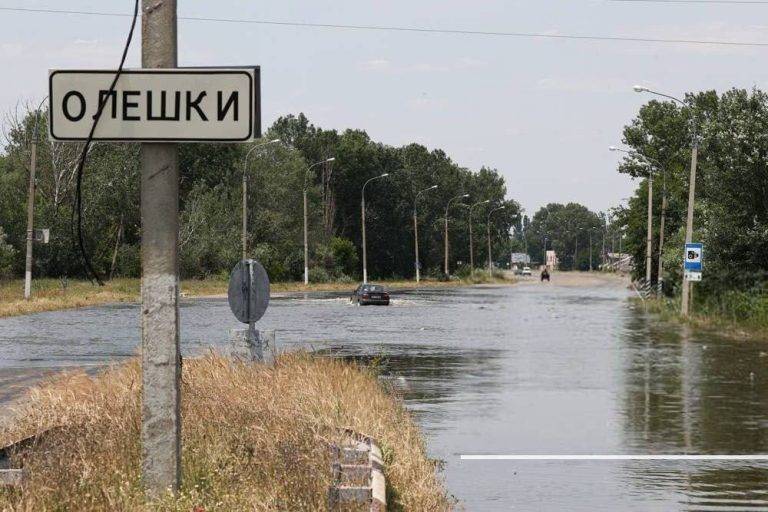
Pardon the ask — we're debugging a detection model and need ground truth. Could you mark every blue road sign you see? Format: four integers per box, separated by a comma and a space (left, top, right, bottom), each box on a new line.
684, 243, 703, 272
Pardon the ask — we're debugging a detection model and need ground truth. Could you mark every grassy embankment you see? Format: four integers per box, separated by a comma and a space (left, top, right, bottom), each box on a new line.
0, 273, 512, 318
642, 292, 768, 339
0, 353, 452, 511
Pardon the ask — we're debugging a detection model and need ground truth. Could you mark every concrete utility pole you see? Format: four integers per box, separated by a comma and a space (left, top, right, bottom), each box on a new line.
303, 158, 334, 285
487, 205, 505, 273
610, 145, 656, 284
681, 142, 698, 316
140, 0, 181, 495
23, 98, 47, 300
645, 174, 654, 284
414, 185, 438, 283
468, 200, 490, 272
657, 177, 668, 294
634, 85, 697, 315
574, 234, 578, 270
444, 194, 469, 275
589, 230, 593, 271
361, 173, 389, 284
601, 221, 607, 269
242, 139, 280, 260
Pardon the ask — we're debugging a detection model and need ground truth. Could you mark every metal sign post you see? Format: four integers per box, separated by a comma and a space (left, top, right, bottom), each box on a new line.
228, 259, 270, 361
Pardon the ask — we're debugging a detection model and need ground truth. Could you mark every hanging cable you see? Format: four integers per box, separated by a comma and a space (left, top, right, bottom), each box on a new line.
71, 0, 139, 285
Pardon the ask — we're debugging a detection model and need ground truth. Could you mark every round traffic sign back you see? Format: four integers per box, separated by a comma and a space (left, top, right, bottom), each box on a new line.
227, 259, 270, 324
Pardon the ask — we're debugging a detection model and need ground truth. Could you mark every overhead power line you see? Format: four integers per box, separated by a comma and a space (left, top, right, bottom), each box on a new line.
610, 0, 768, 4
1, 5, 767, 48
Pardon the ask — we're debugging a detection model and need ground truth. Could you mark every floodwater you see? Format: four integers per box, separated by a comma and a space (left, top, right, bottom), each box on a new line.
1, 274, 767, 511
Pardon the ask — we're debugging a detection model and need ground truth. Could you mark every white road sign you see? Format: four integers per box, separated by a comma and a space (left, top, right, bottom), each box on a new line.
49, 68, 260, 142
685, 271, 702, 282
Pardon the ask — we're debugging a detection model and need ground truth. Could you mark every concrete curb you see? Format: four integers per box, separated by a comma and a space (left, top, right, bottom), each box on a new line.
329, 429, 386, 511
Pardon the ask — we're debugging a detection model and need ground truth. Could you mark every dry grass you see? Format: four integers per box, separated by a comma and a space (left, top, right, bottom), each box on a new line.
0, 275, 514, 318
0, 353, 452, 511
0, 278, 139, 318
643, 296, 768, 341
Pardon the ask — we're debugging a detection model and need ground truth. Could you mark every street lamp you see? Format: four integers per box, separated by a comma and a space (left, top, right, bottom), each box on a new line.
486, 205, 506, 273
468, 200, 491, 272
303, 157, 335, 285
414, 185, 438, 283
361, 173, 390, 284
634, 85, 698, 315
570, 227, 584, 271
242, 138, 280, 260
609, 145, 661, 286
444, 194, 469, 275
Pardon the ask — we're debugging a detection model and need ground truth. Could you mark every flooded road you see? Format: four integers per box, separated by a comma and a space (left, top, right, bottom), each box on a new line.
1, 274, 767, 510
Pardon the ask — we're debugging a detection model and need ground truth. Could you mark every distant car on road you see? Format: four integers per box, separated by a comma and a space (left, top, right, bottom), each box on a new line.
352, 283, 390, 306
521, 266, 532, 276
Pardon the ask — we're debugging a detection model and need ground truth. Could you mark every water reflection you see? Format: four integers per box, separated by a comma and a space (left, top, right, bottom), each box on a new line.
621, 307, 768, 510
316, 343, 506, 420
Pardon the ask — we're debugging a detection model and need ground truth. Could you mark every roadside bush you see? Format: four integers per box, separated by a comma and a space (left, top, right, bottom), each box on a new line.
335, 273, 355, 284
453, 264, 472, 279
330, 237, 358, 277
113, 244, 140, 278
0, 226, 16, 280
699, 289, 768, 328
308, 266, 331, 283
252, 243, 289, 281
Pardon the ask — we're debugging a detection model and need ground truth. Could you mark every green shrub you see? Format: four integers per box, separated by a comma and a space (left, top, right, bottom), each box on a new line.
0, 226, 17, 280
113, 244, 140, 278
330, 237, 358, 277
308, 267, 331, 283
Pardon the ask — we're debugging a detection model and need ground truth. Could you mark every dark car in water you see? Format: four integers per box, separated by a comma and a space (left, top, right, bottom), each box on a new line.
351, 283, 390, 306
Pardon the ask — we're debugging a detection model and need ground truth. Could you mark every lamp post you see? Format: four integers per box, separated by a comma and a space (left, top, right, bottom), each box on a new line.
23, 97, 47, 300
361, 173, 390, 284
242, 138, 280, 260
634, 85, 698, 315
486, 205, 506, 273
610, 145, 662, 286
469, 200, 490, 272
414, 185, 438, 283
303, 157, 335, 285
444, 194, 469, 275
573, 230, 579, 271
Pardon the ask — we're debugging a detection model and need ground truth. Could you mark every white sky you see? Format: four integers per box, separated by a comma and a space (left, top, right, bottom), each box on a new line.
1, 0, 767, 215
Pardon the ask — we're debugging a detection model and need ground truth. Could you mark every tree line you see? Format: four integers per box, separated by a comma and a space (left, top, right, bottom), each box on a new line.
614, 87, 768, 304
0, 110, 520, 282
